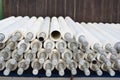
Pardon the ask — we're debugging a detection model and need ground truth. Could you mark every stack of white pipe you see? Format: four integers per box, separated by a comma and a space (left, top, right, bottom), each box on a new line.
0, 16, 119, 77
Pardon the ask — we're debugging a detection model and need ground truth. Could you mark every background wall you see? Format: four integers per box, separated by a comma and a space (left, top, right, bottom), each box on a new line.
3, 0, 120, 23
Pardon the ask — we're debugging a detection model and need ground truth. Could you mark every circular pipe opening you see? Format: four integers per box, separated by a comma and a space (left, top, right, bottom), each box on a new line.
0, 33, 5, 42
39, 37, 44, 42
92, 60, 97, 64
0, 43, 5, 49
51, 31, 61, 40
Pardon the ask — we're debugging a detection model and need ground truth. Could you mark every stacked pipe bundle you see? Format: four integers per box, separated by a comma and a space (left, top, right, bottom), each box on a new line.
0, 16, 120, 77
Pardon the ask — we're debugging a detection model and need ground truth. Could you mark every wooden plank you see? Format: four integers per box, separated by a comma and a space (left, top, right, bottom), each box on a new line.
83, 0, 93, 22
101, 0, 112, 23
111, 0, 118, 23
28, 0, 36, 17
75, 0, 84, 22
117, 0, 120, 22
56, 0, 65, 17
93, 0, 102, 22
36, 0, 47, 17
66, 0, 74, 19
18, 0, 28, 16
47, 0, 56, 17
9, 0, 17, 17
3, 0, 10, 17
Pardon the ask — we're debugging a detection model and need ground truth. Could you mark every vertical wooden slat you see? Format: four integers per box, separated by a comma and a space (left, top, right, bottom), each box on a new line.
93, 0, 102, 22
3, 0, 10, 18
117, 0, 120, 22
56, 0, 65, 17
47, 0, 56, 17
9, 0, 17, 17
18, 0, 28, 16
75, 0, 84, 22
111, 0, 118, 23
66, 0, 74, 19
83, 0, 93, 22
28, 0, 36, 17
101, 0, 113, 23
36, 0, 47, 17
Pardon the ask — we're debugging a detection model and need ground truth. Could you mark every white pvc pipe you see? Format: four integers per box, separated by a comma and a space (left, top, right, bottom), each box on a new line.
56, 39, 67, 53
30, 39, 42, 53
12, 49, 23, 62
0, 61, 5, 71
88, 23, 119, 52
17, 59, 30, 75
17, 39, 30, 55
0, 16, 15, 26
37, 48, 48, 64
43, 60, 54, 77
78, 22, 102, 50
78, 59, 90, 76
58, 16, 73, 42
37, 17, 50, 42
0, 16, 29, 43
101, 63, 115, 76
50, 17, 61, 41
68, 40, 79, 53
44, 39, 55, 53
80, 23, 112, 67
49, 49, 60, 66
56, 59, 66, 76
31, 59, 42, 75
12, 16, 37, 41
65, 17, 88, 47
24, 17, 43, 42
62, 49, 73, 64
24, 50, 36, 63
0, 16, 19, 31
67, 60, 77, 75
90, 62, 102, 76
3, 59, 17, 76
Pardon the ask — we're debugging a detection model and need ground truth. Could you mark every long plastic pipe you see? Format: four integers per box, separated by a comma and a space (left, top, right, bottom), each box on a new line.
0, 16, 19, 31
3, 59, 17, 76
24, 17, 43, 42
90, 23, 120, 49
37, 17, 50, 42
65, 17, 88, 48
12, 49, 23, 62
58, 16, 73, 42
31, 59, 42, 75
56, 39, 67, 53
0, 16, 15, 26
44, 39, 55, 53
56, 59, 66, 76
94, 23, 120, 52
17, 39, 30, 55
37, 48, 48, 64
49, 49, 60, 66
0, 16, 23, 42
30, 39, 42, 54
43, 60, 54, 77
12, 17, 37, 42
0, 16, 29, 43
67, 60, 77, 75
50, 17, 61, 41
17, 59, 30, 75
81, 23, 112, 66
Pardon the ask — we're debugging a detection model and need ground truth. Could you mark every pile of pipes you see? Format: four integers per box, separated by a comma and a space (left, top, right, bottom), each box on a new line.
0, 16, 120, 77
